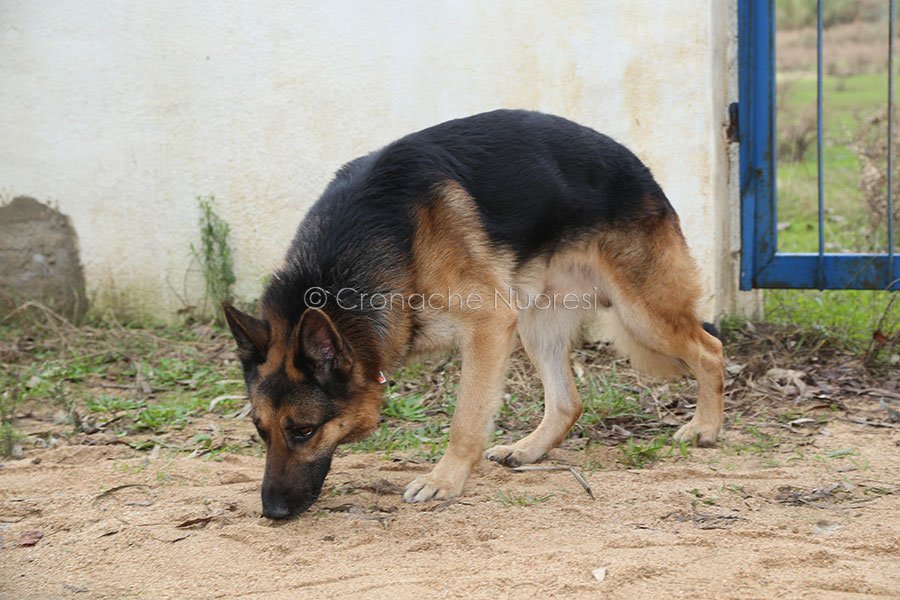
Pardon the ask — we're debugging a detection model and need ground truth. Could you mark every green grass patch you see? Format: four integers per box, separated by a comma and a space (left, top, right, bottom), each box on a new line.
688, 488, 718, 506
619, 434, 690, 469
348, 421, 449, 462
764, 289, 895, 351
769, 70, 898, 353
723, 426, 782, 462
777, 73, 890, 252
382, 394, 428, 422
84, 395, 145, 414
0, 320, 247, 441
130, 399, 203, 432
579, 369, 648, 426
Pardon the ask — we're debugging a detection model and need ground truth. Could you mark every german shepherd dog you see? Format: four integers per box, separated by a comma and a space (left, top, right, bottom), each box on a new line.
223, 110, 724, 519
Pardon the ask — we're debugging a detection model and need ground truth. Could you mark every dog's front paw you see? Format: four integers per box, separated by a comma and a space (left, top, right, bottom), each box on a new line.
484, 444, 544, 468
673, 419, 721, 447
402, 473, 465, 503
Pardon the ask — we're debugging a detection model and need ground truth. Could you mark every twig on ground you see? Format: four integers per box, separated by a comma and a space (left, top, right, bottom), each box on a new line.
93, 484, 153, 503
511, 465, 595, 500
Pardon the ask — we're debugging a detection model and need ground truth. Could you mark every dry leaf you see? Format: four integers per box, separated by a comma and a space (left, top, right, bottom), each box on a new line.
18, 530, 43, 546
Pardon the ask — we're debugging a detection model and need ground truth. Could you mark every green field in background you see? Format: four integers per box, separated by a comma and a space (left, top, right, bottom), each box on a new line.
767, 71, 896, 347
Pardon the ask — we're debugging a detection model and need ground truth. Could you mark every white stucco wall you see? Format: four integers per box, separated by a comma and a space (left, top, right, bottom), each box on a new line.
0, 0, 751, 321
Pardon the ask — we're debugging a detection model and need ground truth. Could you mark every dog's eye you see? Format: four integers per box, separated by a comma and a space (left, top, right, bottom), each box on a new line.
290, 425, 316, 443
254, 423, 269, 443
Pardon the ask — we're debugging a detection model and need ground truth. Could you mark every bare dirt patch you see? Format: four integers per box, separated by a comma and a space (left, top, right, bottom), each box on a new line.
1, 419, 898, 599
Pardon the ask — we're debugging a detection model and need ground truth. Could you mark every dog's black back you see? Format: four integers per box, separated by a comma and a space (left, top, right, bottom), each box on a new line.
266, 109, 673, 323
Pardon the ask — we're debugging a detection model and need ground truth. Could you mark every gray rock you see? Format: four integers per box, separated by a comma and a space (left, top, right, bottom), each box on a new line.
0, 197, 87, 321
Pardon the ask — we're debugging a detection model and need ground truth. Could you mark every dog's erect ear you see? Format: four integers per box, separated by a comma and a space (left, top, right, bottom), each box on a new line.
295, 308, 353, 393
222, 303, 270, 364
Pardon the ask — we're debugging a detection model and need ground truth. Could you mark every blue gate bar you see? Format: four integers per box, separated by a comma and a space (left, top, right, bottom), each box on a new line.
739, 0, 776, 291
739, 0, 900, 292
816, 0, 825, 289
889, 0, 896, 285
756, 253, 900, 289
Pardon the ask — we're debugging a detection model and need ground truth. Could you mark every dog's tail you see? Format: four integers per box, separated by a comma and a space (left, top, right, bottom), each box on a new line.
600, 311, 685, 379
702, 321, 721, 341
599, 312, 720, 380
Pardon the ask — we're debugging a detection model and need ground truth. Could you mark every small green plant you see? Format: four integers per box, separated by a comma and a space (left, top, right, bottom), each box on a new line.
689, 488, 718, 506
582, 459, 605, 474
129, 396, 207, 433
620, 435, 668, 468
383, 394, 427, 422
193, 196, 236, 319
1, 422, 19, 458
723, 426, 782, 460
723, 484, 747, 496
84, 395, 145, 414
619, 434, 689, 469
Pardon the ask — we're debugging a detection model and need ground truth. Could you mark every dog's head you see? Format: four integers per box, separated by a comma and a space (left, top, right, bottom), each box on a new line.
223, 303, 382, 519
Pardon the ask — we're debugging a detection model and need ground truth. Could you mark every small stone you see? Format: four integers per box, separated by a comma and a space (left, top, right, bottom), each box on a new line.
813, 520, 840, 535
18, 530, 42, 546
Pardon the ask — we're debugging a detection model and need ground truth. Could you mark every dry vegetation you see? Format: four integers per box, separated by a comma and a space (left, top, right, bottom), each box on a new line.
855, 108, 900, 231
776, 0, 887, 74
778, 19, 893, 77
1, 303, 897, 470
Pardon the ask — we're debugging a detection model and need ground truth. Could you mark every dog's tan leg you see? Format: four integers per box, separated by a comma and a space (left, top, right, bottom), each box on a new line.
484, 307, 583, 467
597, 217, 725, 446
671, 329, 724, 445
403, 311, 517, 502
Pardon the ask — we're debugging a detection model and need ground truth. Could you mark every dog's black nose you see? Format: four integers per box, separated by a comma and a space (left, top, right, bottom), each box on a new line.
262, 501, 292, 520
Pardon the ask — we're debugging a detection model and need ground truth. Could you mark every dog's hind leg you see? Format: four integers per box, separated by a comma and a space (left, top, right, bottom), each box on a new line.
484, 305, 584, 467
670, 329, 724, 445
598, 218, 725, 446
606, 306, 724, 445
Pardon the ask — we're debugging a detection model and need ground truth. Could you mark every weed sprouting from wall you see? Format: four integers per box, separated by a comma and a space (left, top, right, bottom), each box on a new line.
192, 196, 236, 321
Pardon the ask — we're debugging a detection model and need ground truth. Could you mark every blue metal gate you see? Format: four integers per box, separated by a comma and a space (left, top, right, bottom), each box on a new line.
739, 0, 899, 291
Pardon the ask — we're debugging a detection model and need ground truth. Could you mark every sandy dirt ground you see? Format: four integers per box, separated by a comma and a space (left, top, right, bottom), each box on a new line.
1, 416, 898, 600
